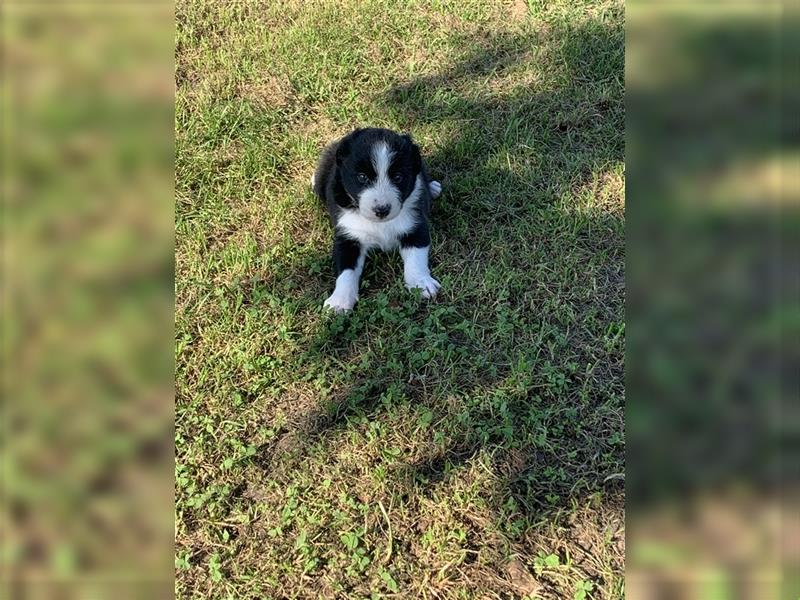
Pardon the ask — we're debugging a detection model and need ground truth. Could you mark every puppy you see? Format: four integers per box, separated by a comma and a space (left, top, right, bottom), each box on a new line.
312, 128, 443, 313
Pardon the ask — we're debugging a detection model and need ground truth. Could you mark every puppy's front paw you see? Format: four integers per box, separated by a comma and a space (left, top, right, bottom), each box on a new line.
429, 180, 442, 199
406, 274, 441, 299
324, 290, 357, 313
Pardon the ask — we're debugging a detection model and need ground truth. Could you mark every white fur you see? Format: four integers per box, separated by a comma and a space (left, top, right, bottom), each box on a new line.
324, 249, 366, 313
429, 180, 442, 199
337, 175, 424, 251
357, 143, 401, 221
400, 245, 440, 298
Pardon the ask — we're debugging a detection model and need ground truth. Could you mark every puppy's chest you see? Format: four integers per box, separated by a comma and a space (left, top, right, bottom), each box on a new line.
336, 210, 417, 251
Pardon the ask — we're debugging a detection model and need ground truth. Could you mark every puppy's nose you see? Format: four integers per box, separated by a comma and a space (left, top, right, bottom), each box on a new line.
374, 205, 390, 219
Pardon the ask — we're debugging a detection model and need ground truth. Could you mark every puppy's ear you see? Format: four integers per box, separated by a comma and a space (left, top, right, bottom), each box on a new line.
335, 137, 351, 166
335, 128, 362, 165
401, 134, 422, 173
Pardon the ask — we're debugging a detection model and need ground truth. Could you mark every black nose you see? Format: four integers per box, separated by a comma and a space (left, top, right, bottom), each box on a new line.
374, 205, 390, 219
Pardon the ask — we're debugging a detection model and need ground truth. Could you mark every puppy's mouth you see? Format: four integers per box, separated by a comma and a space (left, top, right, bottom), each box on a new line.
365, 211, 397, 222
359, 205, 399, 222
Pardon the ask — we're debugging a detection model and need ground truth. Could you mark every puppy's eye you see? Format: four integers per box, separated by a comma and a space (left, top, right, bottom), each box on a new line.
356, 173, 369, 184
391, 173, 403, 183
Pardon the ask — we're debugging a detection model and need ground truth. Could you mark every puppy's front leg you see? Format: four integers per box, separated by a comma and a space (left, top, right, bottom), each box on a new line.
324, 235, 365, 313
400, 226, 440, 299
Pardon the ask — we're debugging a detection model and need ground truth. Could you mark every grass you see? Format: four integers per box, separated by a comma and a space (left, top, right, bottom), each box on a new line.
175, 1, 624, 598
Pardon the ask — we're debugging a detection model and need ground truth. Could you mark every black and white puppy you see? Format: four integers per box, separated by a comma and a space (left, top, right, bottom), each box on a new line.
312, 128, 442, 313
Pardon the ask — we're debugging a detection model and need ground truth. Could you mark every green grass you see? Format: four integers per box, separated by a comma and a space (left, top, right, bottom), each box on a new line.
175, 1, 624, 598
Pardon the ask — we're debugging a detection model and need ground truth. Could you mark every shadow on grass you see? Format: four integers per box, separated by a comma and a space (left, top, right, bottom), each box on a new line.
253, 13, 624, 595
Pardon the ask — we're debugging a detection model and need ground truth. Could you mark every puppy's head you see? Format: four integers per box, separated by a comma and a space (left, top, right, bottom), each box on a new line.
335, 128, 422, 222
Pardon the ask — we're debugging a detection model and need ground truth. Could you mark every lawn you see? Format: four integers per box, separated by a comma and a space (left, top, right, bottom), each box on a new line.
175, 1, 625, 598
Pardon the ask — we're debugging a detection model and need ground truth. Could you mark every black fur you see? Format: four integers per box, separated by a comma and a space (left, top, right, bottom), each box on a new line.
332, 235, 361, 275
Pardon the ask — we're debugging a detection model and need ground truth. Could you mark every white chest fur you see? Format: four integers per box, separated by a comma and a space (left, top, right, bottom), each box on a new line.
336, 176, 423, 251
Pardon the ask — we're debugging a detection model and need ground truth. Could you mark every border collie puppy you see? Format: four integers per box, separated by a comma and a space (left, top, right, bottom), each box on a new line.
312, 128, 442, 313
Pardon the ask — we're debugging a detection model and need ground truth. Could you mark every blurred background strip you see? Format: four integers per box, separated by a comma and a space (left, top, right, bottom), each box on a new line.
626, 1, 797, 598
2, 2, 175, 598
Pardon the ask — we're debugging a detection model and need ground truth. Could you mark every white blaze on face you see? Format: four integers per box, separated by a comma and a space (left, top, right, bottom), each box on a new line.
358, 142, 401, 221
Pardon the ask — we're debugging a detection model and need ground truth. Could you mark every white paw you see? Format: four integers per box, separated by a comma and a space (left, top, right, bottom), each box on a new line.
310, 173, 316, 188
428, 180, 442, 199
406, 274, 441, 299
324, 290, 356, 313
